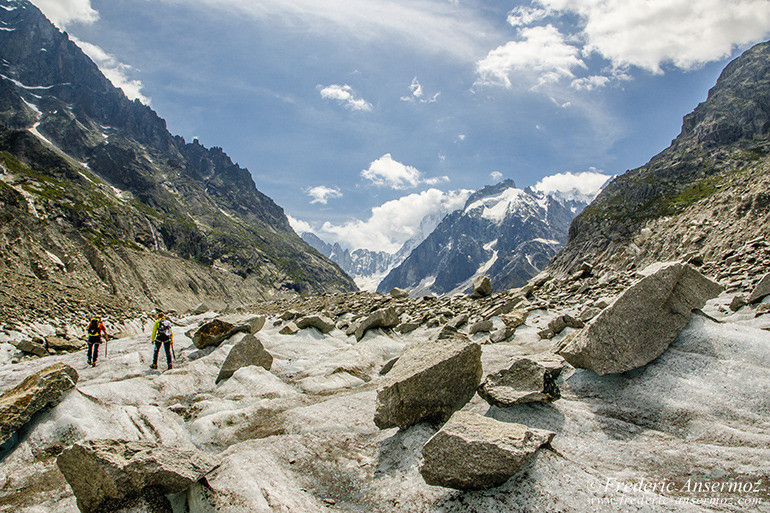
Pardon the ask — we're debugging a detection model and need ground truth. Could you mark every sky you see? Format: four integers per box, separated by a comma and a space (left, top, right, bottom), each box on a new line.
30, 0, 770, 253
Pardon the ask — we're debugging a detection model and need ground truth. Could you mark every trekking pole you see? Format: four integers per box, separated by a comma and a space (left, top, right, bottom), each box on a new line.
104, 335, 108, 358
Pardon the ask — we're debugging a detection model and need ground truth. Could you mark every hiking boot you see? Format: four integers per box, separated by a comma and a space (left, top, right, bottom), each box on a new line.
167, 363, 172, 370
87, 360, 92, 366
91, 362, 96, 367
150, 364, 157, 370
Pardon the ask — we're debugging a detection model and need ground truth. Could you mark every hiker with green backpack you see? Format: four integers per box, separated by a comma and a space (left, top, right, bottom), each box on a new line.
150, 311, 174, 370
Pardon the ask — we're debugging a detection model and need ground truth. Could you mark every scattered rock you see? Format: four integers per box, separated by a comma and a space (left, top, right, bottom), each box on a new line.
279, 321, 300, 335
396, 322, 420, 334
14, 337, 48, 356
500, 309, 528, 329
390, 288, 409, 299
730, 295, 748, 312
281, 310, 301, 321
0, 363, 78, 444
295, 314, 335, 334
216, 334, 273, 384
558, 261, 723, 375
420, 411, 555, 490
471, 275, 493, 298
446, 313, 469, 330
547, 314, 584, 335
354, 307, 400, 341
578, 306, 601, 322
379, 357, 398, 375
192, 319, 248, 349
249, 315, 266, 334
45, 335, 84, 353
478, 355, 564, 407
489, 326, 516, 343
56, 439, 218, 513
373, 334, 482, 429
748, 273, 770, 304
468, 319, 494, 335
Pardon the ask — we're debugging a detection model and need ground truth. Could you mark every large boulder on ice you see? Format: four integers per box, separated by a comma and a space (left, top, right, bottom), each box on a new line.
0, 363, 78, 443
374, 333, 482, 429
354, 307, 400, 341
295, 314, 336, 334
478, 355, 564, 407
471, 275, 493, 298
216, 334, 273, 384
748, 272, 770, 304
420, 411, 554, 490
192, 318, 248, 349
56, 439, 218, 513
558, 261, 723, 375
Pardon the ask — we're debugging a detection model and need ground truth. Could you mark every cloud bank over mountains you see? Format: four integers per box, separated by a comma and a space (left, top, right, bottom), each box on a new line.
476, 0, 770, 91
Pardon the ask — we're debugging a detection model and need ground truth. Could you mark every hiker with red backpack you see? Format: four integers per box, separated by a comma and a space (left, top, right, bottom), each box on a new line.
86, 317, 108, 367
150, 311, 174, 370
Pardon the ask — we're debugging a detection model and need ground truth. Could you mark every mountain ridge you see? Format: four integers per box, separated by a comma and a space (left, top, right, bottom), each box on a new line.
549, 40, 770, 277
0, 0, 356, 322
378, 180, 587, 296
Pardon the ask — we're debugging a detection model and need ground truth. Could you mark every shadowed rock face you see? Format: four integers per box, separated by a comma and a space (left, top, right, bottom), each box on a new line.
558, 261, 723, 375
0, 363, 78, 444
373, 334, 482, 430
420, 411, 555, 490
56, 439, 219, 513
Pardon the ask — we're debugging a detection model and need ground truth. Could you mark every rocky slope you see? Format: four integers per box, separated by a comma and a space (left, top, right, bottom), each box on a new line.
549, 40, 770, 277
0, 0, 356, 324
378, 180, 586, 296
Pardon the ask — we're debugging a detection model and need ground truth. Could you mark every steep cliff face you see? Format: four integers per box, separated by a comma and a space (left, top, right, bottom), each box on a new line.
378, 180, 585, 296
550, 41, 770, 276
0, 0, 355, 321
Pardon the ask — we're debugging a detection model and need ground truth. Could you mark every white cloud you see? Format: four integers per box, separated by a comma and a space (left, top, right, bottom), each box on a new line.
400, 77, 440, 103
361, 154, 448, 190
533, 169, 611, 200
305, 185, 342, 204
540, 0, 770, 73
319, 84, 372, 111
480, 0, 770, 91
490, 171, 504, 182
507, 5, 550, 27
30, 0, 99, 28
168, 0, 498, 62
361, 154, 421, 189
287, 214, 313, 234
475, 25, 585, 89
72, 38, 151, 104
319, 188, 472, 252
570, 75, 610, 90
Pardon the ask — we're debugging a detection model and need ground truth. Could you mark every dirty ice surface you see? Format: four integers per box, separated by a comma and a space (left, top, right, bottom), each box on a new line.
0, 295, 768, 512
